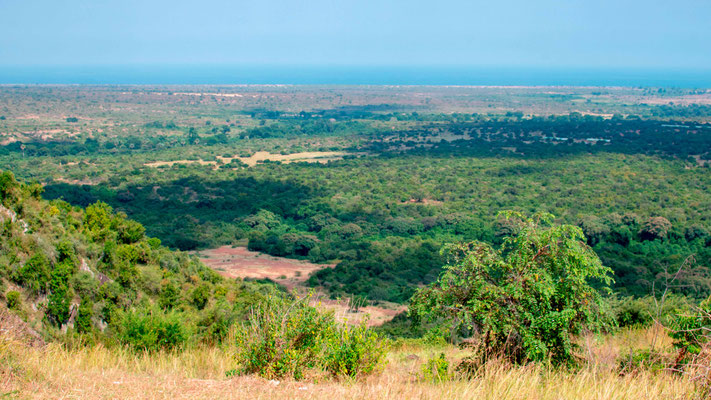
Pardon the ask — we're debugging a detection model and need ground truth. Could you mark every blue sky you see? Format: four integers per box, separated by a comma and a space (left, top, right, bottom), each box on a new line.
0, 0, 709, 68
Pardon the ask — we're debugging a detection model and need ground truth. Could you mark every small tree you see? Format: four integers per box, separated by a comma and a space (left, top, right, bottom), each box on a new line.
639, 216, 672, 241
410, 211, 613, 366
47, 260, 74, 325
75, 297, 94, 333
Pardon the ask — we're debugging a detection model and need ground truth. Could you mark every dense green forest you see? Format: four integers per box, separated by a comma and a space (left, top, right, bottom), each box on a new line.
2, 86, 710, 305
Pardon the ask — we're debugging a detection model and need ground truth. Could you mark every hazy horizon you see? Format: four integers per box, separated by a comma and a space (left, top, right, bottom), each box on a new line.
1, 65, 710, 87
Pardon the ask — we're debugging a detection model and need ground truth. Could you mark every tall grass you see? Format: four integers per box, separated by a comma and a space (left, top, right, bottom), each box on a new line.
0, 326, 701, 399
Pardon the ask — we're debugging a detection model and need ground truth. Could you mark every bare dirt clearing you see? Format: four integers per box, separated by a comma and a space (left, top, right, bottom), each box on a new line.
144, 159, 219, 168
197, 246, 404, 326
197, 246, 330, 290
144, 151, 349, 170
232, 151, 349, 166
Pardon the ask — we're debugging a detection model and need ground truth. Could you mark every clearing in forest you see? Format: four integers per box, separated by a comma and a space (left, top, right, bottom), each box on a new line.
230, 151, 349, 166
197, 246, 404, 326
143, 151, 349, 169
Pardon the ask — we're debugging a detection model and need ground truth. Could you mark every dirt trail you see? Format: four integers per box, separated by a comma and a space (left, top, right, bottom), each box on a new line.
197, 246, 404, 326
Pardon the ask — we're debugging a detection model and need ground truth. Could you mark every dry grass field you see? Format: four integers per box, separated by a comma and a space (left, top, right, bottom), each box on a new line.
0, 325, 700, 400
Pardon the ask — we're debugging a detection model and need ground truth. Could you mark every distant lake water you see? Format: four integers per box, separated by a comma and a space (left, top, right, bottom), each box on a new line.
0, 65, 710, 87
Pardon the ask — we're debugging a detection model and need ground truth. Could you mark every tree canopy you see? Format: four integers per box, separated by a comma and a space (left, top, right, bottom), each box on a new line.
410, 211, 614, 365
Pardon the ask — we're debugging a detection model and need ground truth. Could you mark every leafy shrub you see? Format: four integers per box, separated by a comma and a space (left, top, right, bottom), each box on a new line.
113, 307, 188, 351
83, 201, 115, 241
46, 260, 74, 325
6, 290, 21, 310
117, 220, 146, 244
71, 271, 98, 299
191, 284, 210, 310
12, 253, 51, 295
611, 296, 654, 328
235, 295, 334, 379
322, 321, 386, 378
234, 294, 385, 380
410, 211, 614, 366
421, 325, 449, 346
420, 353, 450, 382
195, 302, 235, 344
159, 282, 181, 310
75, 298, 94, 333
611, 294, 689, 328
617, 348, 668, 373
671, 296, 711, 361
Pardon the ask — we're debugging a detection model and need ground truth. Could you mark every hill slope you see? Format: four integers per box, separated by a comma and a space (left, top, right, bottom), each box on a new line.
0, 169, 278, 347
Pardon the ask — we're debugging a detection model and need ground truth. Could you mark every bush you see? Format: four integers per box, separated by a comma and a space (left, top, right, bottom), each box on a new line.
410, 211, 614, 366
75, 298, 94, 333
235, 295, 334, 379
639, 217, 672, 241
159, 282, 181, 310
195, 302, 234, 344
191, 284, 210, 310
612, 296, 654, 328
611, 294, 689, 328
12, 253, 51, 295
671, 295, 711, 361
46, 260, 74, 325
420, 353, 450, 382
6, 290, 21, 310
322, 321, 386, 378
113, 307, 188, 351
234, 294, 385, 380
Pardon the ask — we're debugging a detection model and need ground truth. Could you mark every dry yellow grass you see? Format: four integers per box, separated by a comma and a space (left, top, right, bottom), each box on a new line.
0, 327, 699, 400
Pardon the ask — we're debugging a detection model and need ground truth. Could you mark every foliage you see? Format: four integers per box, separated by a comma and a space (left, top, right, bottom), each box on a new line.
38, 149, 711, 302
420, 353, 451, 382
234, 294, 385, 380
671, 296, 711, 359
322, 321, 387, 378
159, 282, 181, 310
12, 254, 51, 296
75, 297, 94, 334
112, 307, 188, 352
609, 294, 690, 328
639, 217, 672, 241
5, 290, 21, 310
0, 169, 275, 350
410, 212, 614, 365
191, 283, 210, 310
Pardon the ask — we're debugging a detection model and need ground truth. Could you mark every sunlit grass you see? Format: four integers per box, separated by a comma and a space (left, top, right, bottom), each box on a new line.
0, 326, 700, 399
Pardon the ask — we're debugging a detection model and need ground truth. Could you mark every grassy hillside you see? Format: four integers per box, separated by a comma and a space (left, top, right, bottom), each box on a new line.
0, 169, 281, 348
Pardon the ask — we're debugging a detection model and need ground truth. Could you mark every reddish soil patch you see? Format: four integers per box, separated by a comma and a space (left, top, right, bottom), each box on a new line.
197, 246, 331, 290
197, 246, 405, 326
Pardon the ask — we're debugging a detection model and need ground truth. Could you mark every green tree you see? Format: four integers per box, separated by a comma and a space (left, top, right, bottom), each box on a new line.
639, 216, 672, 241
12, 253, 51, 295
47, 260, 74, 325
159, 282, 181, 310
191, 284, 210, 310
410, 211, 613, 365
83, 201, 115, 241
75, 297, 94, 333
